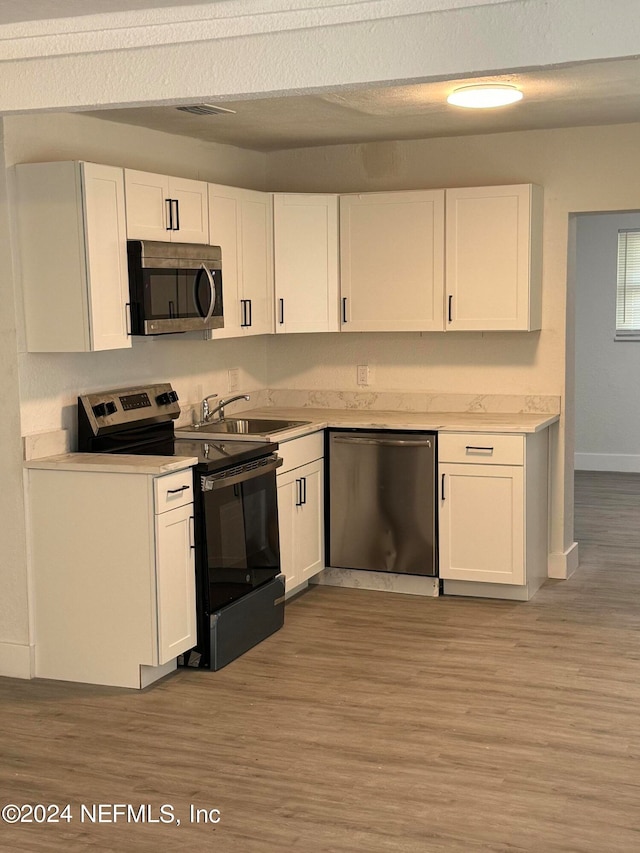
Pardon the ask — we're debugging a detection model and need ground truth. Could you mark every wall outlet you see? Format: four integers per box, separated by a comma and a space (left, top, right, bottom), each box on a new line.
228, 367, 240, 392
357, 364, 369, 386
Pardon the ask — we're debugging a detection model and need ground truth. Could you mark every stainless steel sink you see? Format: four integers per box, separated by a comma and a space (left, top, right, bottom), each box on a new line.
176, 417, 310, 441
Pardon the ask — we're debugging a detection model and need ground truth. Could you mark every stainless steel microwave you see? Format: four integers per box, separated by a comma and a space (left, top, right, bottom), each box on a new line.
127, 240, 224, 335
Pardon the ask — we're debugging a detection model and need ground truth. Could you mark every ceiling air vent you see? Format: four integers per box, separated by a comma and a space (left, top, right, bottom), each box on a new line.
176, 104, 236, 116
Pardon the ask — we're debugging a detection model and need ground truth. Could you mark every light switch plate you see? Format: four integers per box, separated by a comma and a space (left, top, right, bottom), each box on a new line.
357, 364, 369, 386
228, 367, 240, 392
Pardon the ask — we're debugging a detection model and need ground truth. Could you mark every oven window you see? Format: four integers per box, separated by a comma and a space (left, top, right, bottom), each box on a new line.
199, 471, 280, 611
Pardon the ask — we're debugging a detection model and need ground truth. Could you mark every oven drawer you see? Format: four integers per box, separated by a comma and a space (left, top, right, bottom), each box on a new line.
154, 469, 194, 513
438, 432, 524, 466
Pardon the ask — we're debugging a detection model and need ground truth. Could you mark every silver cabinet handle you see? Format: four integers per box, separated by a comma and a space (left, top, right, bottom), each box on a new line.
193, 263, 216, 323
333, 436, 432, 448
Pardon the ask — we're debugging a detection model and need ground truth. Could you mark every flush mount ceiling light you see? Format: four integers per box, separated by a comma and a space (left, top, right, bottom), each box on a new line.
446, 84, 523, 109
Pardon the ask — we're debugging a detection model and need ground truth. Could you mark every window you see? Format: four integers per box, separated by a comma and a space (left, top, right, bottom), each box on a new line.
616, 229, 640, 340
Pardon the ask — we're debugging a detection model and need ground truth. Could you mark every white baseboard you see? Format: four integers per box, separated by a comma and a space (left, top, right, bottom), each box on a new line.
442, 579, 534, 601
548, 542, 579, 579
575, 452, 640, 473
0, 641, 33, 679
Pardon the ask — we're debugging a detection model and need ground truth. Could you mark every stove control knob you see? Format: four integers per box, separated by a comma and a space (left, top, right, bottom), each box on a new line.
92, 401, 117, 418
156, 390, 179, 406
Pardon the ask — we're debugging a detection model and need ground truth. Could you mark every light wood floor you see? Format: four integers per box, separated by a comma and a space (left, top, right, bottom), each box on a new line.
2, 471, 640, 852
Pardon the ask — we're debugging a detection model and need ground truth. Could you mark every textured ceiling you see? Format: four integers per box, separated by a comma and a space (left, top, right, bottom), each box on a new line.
86, 59, 640, 152
0, 0, 202, 25
6, 3, 640, 152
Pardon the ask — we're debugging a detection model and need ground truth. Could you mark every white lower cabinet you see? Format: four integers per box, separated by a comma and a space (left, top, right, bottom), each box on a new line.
276, 432, 325, 594
438, 431, 549, 600
28, 465, 197, 688
155, 500, 197, 665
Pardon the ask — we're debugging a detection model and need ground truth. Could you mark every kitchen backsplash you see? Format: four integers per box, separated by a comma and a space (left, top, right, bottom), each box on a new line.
262, 389, 561, 414
23, 388, 560, 461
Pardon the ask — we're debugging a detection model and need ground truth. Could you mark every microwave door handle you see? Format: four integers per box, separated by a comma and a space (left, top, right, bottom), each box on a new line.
193, 264, 216, 322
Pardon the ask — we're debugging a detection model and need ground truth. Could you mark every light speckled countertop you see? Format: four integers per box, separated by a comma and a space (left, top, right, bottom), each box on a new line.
24, 452, 198, 475
176, 408, 560, 444
25, 410, 560, 469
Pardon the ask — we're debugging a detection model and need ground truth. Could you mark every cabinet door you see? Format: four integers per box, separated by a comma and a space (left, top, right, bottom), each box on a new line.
124, 169, 170, 241
340, 190, 445, 332
274, 193, 339, 333
445, 184, 542, 331
208, 184, 274, 337
276, 473, 298, 589
208, 184, 243, 338
296, 460, 325, 582
155, 502, 197, 664
170, 176, 209, 244
239, 191, 274, 336
277, 459, 324, 591
439, 463, 524, 585
82, 163, 131, 351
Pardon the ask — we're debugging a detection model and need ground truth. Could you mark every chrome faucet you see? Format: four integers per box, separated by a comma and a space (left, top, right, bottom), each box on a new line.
200, 393, 250, 423
200, 394, 219, 423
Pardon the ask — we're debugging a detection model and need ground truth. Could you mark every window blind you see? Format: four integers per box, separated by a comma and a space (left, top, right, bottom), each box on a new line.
616, 229, 640, 340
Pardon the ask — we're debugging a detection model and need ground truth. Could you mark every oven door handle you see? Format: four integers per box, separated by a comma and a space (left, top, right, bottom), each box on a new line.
201, 455, 283, 491
193, 264, 216, 323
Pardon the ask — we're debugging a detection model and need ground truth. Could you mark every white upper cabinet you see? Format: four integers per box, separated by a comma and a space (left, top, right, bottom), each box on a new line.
273, 193, 339, 333
445, 184, 543, 331
208, 183, 274, 338
15, 161, 131, 353
124, 169, 209, 244
339, 190, 445, 332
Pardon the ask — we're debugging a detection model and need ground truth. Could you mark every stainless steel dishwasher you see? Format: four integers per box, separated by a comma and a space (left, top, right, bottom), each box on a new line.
328, 429, 437, 576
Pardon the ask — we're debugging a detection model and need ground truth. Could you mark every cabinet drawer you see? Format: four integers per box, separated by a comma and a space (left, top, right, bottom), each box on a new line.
438, 433, 524, 466
154, 469, 194, 513
277, 431, 324, 474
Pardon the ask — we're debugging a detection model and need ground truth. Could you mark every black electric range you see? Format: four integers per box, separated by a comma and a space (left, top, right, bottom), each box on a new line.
77, 383, 285, 671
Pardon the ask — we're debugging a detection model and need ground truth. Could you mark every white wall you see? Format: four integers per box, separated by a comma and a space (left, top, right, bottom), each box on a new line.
0, 123, 30, 677
575, 211, 640, 472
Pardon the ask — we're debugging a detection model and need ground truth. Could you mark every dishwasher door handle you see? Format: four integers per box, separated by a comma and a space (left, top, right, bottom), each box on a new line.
332, 436, 432, 448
